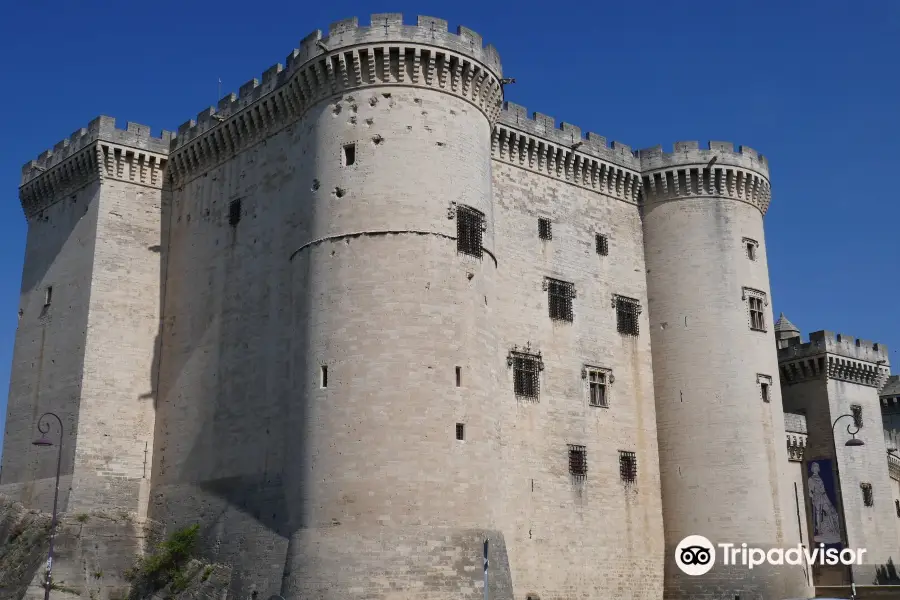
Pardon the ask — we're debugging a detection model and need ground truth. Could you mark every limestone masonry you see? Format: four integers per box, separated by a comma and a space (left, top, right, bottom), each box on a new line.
2, 13, 898, 600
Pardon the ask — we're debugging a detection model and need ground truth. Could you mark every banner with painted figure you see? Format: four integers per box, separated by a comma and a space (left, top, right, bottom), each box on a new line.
807, 459, 843, 550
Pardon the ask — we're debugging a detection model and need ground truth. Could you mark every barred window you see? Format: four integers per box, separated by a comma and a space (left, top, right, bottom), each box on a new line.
596, 234, 609, 256
851, 404, 863, 429
509, 347, 542, 400
568, 445, 587, 480
619, 451, 637, 484
585, 367, 609, 408
546, 278, 575, 322
538, 218, 552, 240
457, 205, 484, 258
861, 483, 874, 507
614, 295, 641, 336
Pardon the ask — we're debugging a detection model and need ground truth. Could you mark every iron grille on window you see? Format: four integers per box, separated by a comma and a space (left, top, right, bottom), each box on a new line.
614, 295, 641, 336
851, 404, 863, 429
587, 369, 608, 407
509, 347, 542, 400
457, 205, 484, 258
596, 234, 609, 256
546, 278, 575, 322
568, 445, 587, 480
538, 218, 552, 240
748, 296, 766, 331
862, 483, 874, 507
619, 451, 637, 484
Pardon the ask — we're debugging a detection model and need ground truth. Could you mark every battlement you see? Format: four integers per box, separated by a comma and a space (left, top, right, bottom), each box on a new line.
778, 330, 891, 389
637, 141, 768, 176
170, 14, 502, 153
22, 116, 173, 187
498, 102, 638, 170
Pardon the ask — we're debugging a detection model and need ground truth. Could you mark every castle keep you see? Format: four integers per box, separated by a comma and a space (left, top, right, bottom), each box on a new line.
2, 13, 898, 600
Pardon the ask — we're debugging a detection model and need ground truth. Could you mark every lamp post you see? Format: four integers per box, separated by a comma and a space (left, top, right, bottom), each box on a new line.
830, 413, 864, 589
32, 412, 63, 600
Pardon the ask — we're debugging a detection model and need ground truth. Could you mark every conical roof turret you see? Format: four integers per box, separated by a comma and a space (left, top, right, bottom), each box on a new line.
774, 312, 799, 334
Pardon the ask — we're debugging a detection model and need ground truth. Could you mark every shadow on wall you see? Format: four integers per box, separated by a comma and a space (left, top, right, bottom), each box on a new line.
875, 558, 900, 584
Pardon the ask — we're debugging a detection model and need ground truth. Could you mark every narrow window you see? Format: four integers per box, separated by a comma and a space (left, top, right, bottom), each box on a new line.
615, 295, 641, 336
761, 382, 770, 403
748, 296, 766, 331
546, 278, 575, 322
509, 349, 542, 400
44, 286, 53, 307
455, 366, 461, 387
229, 198, 241, 227
456, 205, 484, 258
619, 451, 637, 484
596, 234, 609, 256
861, 483, 874, 507
586, 368, 609, 408
895, 499, 899, 518
538, 218, 552, 240
851, 404, 863, 429
343, 143, 356, 166
746, 242, 756, 260
568, 445, 587, 480
320, 365, 328, 388
456, 423, 465, 441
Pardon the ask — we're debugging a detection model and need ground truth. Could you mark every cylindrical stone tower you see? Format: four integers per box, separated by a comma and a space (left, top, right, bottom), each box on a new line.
282, 15, 510, 600
638, 142, 810, 599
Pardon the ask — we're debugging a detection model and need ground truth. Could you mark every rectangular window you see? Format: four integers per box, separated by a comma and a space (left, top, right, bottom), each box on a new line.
320, 365, 328, 388
455, 366, 461, 387
619, 451, 637, 483
456, 423, 465, 441
456, 205, 484, 258
861, 483, 874, 507
510, 349, 542, 400
851, 404, 863, 429
568, 445, 587, 480
615, 295, 641, 336
745, 291, 767, 332
596, 234, 609, 256
229, 198, 242, 227
44, 286, 53, 306
343, 143, 356, 166
761, 382, 770, 403
744, 238, 758, 261
538, 218, 552, 240
546, 278, 575, 322
586, 368, 609, 408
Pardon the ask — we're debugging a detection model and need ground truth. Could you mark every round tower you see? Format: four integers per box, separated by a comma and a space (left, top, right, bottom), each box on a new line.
638, 142, 810, 599
282, 15, 508, 600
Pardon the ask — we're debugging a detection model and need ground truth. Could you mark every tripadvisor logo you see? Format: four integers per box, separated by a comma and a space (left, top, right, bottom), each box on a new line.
675, 535, 867, 576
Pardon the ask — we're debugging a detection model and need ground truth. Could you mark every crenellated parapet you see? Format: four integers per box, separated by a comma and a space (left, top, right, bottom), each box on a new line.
785, 412, 807, 462
493, 102, 641, 204
778, 330, 891, 389
167, 14, 503, 188
19, 116, 172, 218
637, 141, 772, 215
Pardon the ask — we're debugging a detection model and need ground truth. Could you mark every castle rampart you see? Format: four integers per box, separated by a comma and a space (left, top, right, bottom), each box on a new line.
778, 331, 891, 389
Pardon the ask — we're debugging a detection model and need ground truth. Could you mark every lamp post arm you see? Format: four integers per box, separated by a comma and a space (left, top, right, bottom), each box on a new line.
36, 412, 63, 600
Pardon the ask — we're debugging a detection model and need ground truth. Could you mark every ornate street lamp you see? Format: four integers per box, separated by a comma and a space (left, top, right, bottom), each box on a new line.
32, 412, 63, 600
830, 413, 864, 589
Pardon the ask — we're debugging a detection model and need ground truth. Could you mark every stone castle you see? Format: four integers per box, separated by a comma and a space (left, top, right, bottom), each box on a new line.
1, 13, 898, 600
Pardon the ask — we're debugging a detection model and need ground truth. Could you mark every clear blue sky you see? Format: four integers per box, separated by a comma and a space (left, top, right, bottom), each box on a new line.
0, 1, 896, 444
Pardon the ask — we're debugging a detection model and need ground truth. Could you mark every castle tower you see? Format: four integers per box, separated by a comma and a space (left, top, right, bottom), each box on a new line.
1, 117, 170, 516
153, 15, 509, 599
775, 312, 801, 349
638, 142, 810, 598
779, 331, 894, 585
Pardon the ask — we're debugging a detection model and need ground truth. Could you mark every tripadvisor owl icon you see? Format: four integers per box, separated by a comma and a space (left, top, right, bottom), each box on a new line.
675, 535, 715, 576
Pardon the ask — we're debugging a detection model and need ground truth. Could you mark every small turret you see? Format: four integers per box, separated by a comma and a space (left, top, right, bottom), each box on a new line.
775, 312, 801, 349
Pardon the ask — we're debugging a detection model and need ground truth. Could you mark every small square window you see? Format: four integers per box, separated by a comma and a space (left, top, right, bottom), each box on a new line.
546, 278, 575, 322
586, 368, 609, 408
619, 451, 637, 484
851, 404, 863, 429
456, 423, 465, 441
614, 295, 641, 336
568, 445, 587, 480
596, 234, 609, 256
457, 205, 484, 258
861, 483, 874, 507
343, 143, 356, 166
538, 218, 552, 240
